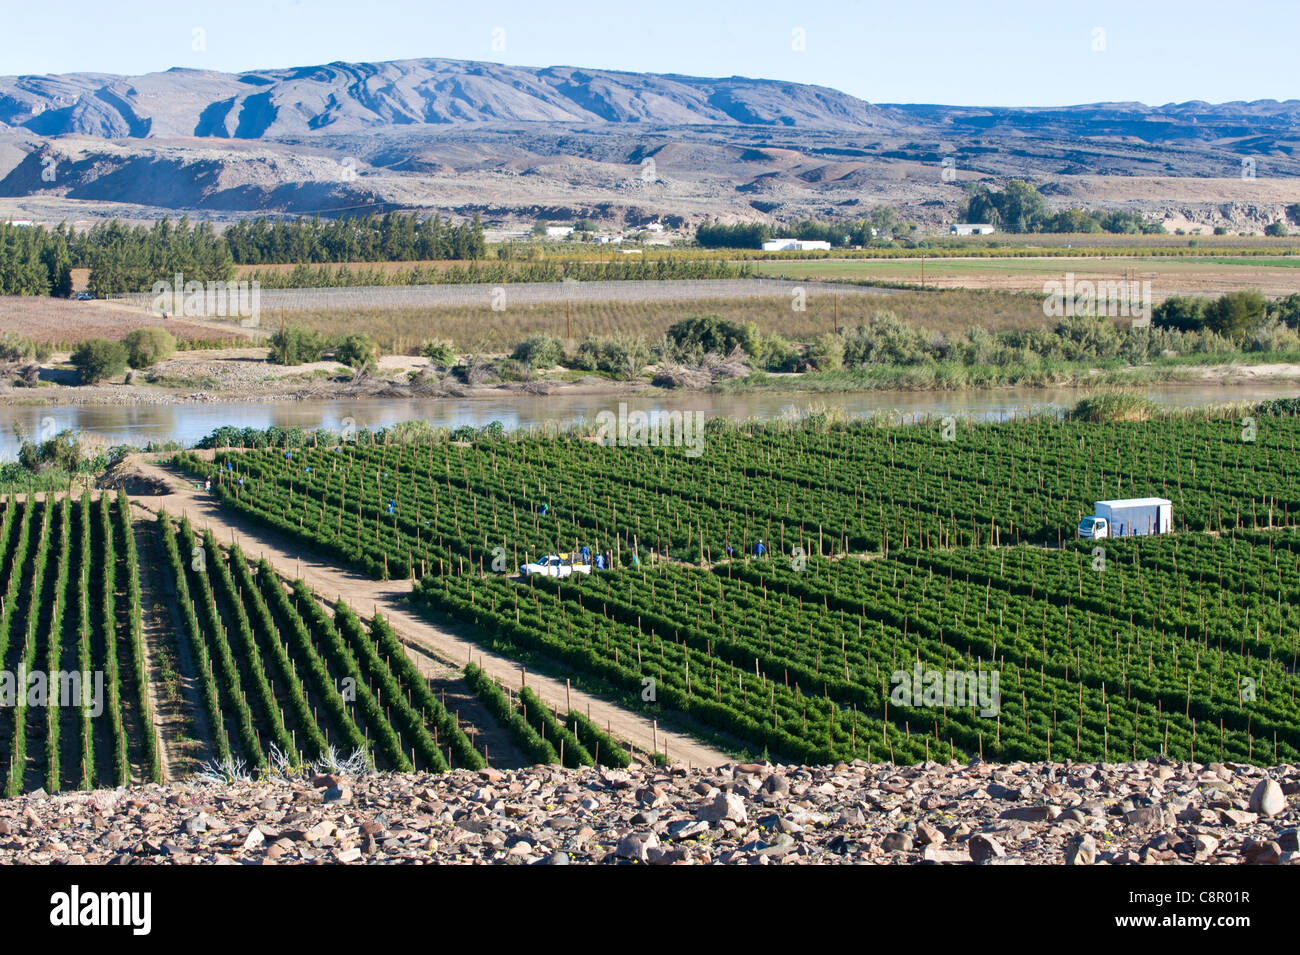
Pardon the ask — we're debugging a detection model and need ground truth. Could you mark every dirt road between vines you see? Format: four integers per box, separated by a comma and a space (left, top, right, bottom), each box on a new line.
121, 455, 730, 769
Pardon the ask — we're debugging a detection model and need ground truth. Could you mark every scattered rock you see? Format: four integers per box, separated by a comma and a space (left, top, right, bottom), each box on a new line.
915, 822, 945, 846
615, 832, 658, 862
1219, 809, 1259, 827
1124, 807, 1167, 829
969, 833, 1006, 862
1243, 840, 1282, 865
0, 759, 1292, 865
698, 792, 747, 825
323, 785, 352, 805
882, 832, 913, 853
1249, 779, 1286, 818
1000, 805, 1054, 822
921, 845, 971, 864
1065, 835, 1096, 865
761, 774, 790, 796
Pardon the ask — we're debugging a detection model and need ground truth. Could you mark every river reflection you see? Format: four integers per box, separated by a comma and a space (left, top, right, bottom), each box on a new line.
1, 380, 1297, 460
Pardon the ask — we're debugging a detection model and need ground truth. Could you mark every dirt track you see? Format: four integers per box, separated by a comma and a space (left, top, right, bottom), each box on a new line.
122, 456, 730, 769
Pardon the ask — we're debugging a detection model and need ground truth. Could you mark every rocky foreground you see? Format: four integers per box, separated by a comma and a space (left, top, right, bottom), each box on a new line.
0, 759, 1296, 865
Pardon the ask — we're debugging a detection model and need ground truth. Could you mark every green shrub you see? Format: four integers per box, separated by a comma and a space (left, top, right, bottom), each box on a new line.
1267, 293, 1300, 330
1051, 313, 1123, 361
1245, 318, 1300, 353
1203, 290, 1265, 342
757, 333, 798, 372
565, 709, 631, 767
1152, 295, 1207, 332
495, 358, 534, 382
841, 311, 931, 366
420, 339, 457, 367
1256, 397, 1300, 417
123, 327, 176, 368
334, 333, 378, 370
70, 338, 129, 384
574, 334, 650, 378
807, 332, 845, 371
511, 335, 565, 368
665, 315, 755, 357
267, 325, 326, 365
0, 332, 36, 362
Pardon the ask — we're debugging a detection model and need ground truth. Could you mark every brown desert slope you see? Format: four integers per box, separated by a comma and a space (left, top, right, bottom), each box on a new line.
0, 57, 1296, 230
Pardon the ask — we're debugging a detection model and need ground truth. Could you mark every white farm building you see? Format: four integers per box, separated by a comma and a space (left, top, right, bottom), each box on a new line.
762, 238, 832, 251
950, 223, 995, 236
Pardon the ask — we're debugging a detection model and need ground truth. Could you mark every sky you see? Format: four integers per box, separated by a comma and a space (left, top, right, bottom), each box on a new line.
2, 0, 1296, 107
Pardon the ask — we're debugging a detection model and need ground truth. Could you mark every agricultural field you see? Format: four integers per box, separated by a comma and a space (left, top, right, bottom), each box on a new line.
752, 256, 1300, 300
0, 488, 642, 796
178, 413, 1300, 573
0, 490, 157, 794
170, 408, 1300, 767
154, 512, 486, 775
196, 287, 1045, 354
0, 296, 243, 348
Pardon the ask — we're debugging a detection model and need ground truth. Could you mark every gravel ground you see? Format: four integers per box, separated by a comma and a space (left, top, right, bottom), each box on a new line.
1, 758, 1296, 865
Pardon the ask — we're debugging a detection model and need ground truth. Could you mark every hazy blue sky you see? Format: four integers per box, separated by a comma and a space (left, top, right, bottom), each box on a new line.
4, 0, 1296, 106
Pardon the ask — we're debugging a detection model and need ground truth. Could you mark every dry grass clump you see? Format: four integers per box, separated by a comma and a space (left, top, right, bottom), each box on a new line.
654, 346, 752, 389
1068, 391, 1158, 422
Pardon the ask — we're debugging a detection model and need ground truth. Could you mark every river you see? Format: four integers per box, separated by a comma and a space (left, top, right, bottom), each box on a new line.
1, 380, 1297, 460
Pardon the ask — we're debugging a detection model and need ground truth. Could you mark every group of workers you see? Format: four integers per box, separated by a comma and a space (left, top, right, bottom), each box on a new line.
725, 539, 767, 558
576, 545, 615, 570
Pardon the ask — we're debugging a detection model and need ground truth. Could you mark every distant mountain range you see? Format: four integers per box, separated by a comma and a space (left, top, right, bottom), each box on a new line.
0, 59, 901, 137
0, 58, 1296, 229
2, 58, 1297, 141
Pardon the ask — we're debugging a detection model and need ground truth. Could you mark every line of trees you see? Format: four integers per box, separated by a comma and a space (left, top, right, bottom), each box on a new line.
696, 207, 913, 249
0, 221, 73, 295
1153, 290, 1300, 341
0, 211, 488, 297
78, 217, 234, 297
222, 211, 486, 265
960, 181, 1165, 234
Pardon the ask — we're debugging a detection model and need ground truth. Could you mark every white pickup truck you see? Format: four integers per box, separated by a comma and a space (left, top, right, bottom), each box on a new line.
518, 554, 592, 578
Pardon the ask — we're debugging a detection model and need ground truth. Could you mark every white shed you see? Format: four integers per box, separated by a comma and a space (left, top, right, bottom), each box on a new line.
762, 238, 832, 251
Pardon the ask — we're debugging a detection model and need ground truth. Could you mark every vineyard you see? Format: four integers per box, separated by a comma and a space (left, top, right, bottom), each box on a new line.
154, 511, 483, 774
0, 490, 156, 794
171, 410, 1300, 766
176, 412, 1300, 576
0, 489, 607, 794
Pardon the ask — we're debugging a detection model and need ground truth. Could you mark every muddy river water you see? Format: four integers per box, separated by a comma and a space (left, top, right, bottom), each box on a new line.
1, 380, 1297, 460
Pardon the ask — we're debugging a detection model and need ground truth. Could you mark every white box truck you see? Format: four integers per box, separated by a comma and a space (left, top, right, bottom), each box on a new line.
1078, 498, 1172, 539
